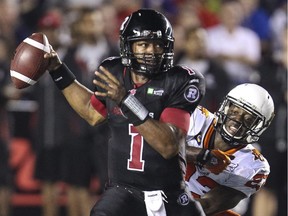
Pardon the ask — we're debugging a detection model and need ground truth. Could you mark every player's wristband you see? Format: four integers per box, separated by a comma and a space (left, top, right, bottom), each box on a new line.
196, 149, 211, 166
49, 63, 76, 90
120, 94, 149, 126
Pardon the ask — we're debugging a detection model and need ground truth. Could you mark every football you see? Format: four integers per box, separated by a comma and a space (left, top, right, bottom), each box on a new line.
10, 32, 50, 89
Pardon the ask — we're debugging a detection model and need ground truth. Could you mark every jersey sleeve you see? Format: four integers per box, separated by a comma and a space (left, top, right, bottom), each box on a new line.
160, 107, 190, 134
225, 167, 269, 197
222, 147, 270, 197
90, 94, 107, 118
165, 66, 206, 113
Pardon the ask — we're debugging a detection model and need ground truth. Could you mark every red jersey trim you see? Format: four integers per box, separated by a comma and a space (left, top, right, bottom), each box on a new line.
90, 95, 107, 118
160, 108, 190, 134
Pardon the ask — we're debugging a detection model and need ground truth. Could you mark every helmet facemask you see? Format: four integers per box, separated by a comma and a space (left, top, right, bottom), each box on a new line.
121, 36, 174, 76
215, 83, 275, 146
215, 98, 267, 146
132, 52, 164, 75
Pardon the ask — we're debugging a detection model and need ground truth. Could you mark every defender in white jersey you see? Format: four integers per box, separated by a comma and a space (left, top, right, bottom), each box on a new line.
185, 83, 275, 216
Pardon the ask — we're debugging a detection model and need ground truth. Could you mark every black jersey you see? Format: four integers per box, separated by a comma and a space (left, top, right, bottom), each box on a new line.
94, 57, 205, 191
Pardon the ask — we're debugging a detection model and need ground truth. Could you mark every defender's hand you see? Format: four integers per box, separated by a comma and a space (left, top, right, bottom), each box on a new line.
93, 66, 127, 104
204, 149, 234, 174
197, 149, 234, 175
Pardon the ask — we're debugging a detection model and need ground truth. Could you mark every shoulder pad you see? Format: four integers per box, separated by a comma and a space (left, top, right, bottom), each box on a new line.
168, 65, 200, 75
168, 65, 205, 82
100, 56, 122, 68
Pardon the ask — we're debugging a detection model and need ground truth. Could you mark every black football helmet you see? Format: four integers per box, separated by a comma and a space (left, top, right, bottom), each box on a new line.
119, 9, 174, 76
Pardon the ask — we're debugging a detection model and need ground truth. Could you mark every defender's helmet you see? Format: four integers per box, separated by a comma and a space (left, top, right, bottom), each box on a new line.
119, 9, 174, 76
215, 83, 275, 146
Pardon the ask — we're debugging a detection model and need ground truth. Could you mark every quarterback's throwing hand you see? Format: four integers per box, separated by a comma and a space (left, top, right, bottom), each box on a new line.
44, 45, 62, 71
197, 149, 235, 175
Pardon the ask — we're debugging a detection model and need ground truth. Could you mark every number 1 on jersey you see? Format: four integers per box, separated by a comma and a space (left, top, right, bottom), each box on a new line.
127, 124, 145, 171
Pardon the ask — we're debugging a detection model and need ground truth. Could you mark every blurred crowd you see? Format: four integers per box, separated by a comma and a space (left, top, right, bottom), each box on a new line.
0, 0, 286, 216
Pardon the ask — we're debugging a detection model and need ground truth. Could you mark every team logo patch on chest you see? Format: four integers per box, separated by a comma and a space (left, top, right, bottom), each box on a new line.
147, 88, 164, 96
184, 85, 200, 103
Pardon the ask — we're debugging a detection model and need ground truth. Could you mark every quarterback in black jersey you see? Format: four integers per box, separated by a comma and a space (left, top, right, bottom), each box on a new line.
46, 9, 205, 216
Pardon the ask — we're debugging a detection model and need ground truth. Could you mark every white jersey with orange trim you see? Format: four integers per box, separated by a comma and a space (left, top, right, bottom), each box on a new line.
185, 106, 270, 198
